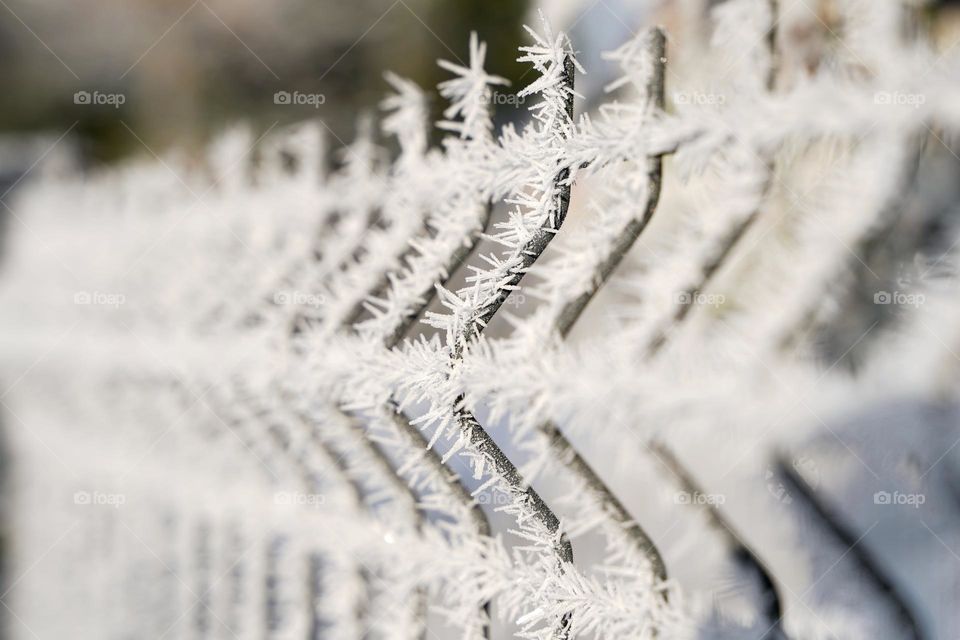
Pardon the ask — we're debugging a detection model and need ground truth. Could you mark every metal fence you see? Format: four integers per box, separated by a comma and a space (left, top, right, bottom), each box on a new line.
2, 2, 960, 638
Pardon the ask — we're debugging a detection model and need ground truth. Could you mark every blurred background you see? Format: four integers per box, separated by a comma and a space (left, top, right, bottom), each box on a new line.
0, 0, 542, 165
2, 0, 959, 165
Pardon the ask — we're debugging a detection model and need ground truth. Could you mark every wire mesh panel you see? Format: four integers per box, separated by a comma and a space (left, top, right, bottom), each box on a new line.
2, 2, 960, 639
